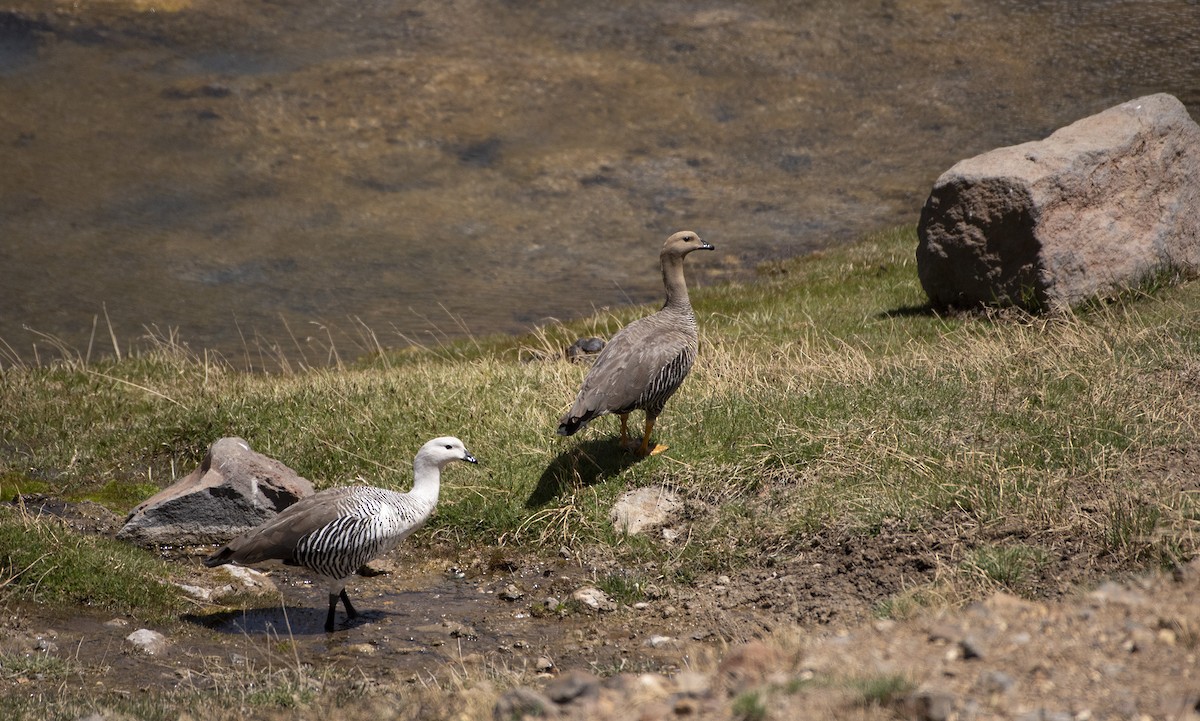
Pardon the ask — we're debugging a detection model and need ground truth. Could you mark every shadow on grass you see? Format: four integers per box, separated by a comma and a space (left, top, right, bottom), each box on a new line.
879, 302, 939, 319
527, 438, 644, 508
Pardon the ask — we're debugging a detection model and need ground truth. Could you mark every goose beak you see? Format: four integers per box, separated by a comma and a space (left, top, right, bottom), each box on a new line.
700, 240, 715, 251
463, 451, 478, 464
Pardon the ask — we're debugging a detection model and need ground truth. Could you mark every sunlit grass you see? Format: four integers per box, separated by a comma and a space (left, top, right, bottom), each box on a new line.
0, 504, 181, 617
2, 224, 1200, 719
2, 224, 1200, 613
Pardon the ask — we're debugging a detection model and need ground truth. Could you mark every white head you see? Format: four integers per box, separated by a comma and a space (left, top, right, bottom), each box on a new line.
416, 436, 478, 470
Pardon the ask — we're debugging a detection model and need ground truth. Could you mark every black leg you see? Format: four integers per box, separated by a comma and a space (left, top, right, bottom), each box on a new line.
339, 589, 358, 619
325, 593, 338, 632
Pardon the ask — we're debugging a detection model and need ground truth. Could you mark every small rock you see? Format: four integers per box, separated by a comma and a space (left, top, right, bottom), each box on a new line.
33, 636, 58, 654
174, 583, 212, 601
959, 636, 985, 660
125, 628, 168, 656
346, 643, 376, 655
1090, 581, 1147, 607
979, 670, 1015, 695
544, 669, 600, 704
903, 690, 957, 721
359, 558, 396, 576
104, 618, 130, 628
1016, 711, 1073, 721
499, 584, 524, 601
493, 687, 558, 720
535, 656, 555, 673
673, 670, 710, 697
566, 337, 605, 363
629, 672, 669, 697
218, 564, 276, 592
610, 485, 681, 535
645, 635, 675, 648
718, 641, 781, 689
571, 587, 617, 612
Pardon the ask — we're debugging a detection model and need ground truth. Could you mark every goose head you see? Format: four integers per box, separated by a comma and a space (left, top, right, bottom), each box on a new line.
662, 230, 715, 257
417, 436, 478, 469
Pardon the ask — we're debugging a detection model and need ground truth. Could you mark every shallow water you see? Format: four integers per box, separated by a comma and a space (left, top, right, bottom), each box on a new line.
1, 0, 1197, 366
38, 562, 689, 694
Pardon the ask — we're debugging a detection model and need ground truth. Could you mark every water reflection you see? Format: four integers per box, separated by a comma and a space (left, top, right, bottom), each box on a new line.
0, 0, 1196, 366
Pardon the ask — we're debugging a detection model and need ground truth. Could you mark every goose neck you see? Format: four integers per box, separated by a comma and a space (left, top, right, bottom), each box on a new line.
409, 457, 443, 499
661, 253, 692, 310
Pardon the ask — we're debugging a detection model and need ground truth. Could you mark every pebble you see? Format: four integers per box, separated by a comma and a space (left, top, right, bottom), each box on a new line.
904, 690, 957, 721
572, 586, 617, 612
979, 669, 1015, 694
174, 583, 212, 601
493, 687, 557, 720
125, 628, 168, 656
499, 583, 524, 601
545, 669, 600, 703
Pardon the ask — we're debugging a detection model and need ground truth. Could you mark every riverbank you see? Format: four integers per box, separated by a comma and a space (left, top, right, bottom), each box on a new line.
2, 226, 1199, 719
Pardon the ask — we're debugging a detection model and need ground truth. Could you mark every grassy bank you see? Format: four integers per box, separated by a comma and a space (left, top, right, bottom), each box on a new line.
2, 225, 1199, 717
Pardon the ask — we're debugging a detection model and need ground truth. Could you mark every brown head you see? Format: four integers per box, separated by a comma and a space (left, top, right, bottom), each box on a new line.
661, 230, 714, 258
658, 231, 714, 309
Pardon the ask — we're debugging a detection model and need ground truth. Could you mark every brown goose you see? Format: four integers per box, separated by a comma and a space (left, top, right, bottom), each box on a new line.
557, 230, 714, 455
204, 436, 476, 632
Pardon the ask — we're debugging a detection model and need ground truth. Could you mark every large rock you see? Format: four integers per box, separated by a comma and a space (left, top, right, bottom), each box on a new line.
117, 437, 314, 546
917, 93, 1200, 310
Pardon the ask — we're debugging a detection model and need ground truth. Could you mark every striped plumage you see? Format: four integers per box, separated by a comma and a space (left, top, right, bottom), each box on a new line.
203, 436, 477, 632
557, 231, 714, 456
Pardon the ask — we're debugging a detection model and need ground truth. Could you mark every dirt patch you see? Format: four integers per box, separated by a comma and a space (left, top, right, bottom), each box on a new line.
1, 492, 1197, 719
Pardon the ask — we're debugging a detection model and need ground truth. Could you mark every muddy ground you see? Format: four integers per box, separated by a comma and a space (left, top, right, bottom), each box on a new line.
3, 491, 1197, 720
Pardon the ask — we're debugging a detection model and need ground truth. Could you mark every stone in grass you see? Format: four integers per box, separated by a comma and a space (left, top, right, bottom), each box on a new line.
493, 687, 559, 720
917, 93, 1200, 311
125, 628, 168, 656
117, 437, 314, 547
610, 485, 681, 535
571, 586, 617, 612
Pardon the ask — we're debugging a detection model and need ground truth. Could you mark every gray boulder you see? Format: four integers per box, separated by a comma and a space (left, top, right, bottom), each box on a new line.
917, 93, 1200, 310
117, 437, 314, 546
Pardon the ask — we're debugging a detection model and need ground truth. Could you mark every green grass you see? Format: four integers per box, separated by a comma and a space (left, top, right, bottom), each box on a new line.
0, 652, 72, 681
963, 543, 1049, 588
731, 690, 768, 721
850, 674, 917, 707
0, 505, 181, 617
1, 225, 1199, 622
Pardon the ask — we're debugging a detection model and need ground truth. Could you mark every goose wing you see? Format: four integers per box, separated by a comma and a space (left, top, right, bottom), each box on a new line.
569, 314, 694, 418
204, 488, 357, 566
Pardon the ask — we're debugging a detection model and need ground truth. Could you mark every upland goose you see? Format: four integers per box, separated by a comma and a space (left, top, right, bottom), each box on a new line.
203, 436, 477, 632
557, 230, 714, 455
